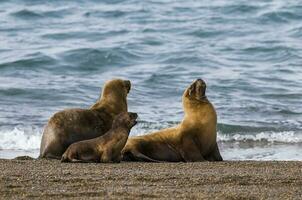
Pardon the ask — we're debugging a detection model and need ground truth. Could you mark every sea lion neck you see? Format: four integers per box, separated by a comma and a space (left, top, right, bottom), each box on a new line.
182, 100, 214, 122
183, 97, 209, 113
111, 125, 131, 135
90, 98, 127, 117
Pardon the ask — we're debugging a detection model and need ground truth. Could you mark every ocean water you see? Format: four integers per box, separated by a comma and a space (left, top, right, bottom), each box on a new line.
0, 0, 302, 160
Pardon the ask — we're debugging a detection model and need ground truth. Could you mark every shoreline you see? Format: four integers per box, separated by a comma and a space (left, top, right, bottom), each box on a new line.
2, 142, 302, 161
0, 159, 301, 199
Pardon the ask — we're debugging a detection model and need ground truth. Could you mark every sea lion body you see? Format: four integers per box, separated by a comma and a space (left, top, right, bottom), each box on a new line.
39, 79, 131, 159
61, 112, 138, 163
122, 79, 223, 162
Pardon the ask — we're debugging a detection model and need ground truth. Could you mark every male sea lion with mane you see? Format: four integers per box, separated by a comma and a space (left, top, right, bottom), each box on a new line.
39, 79, 131, 159
61, 112, 138, 163
122, 79, 223, 162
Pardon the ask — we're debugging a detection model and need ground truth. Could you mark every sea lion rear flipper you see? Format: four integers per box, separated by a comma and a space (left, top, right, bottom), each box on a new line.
130, 150, 162, 162
61, 158, 97, 163
41, 153, 61, 160
70, 159, 95, 163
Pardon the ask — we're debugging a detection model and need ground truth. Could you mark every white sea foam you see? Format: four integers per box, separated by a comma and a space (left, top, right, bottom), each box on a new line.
0, 127, 301, 160
220, 144, 302, 161
218, 131, 302, 143
0, 127, 301, 151
0, 127, 42, 150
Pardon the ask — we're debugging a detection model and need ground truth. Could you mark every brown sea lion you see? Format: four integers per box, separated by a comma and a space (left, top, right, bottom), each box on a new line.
39, 79, 131, 159
122, 79, 223, 162
61, 112, 138, 163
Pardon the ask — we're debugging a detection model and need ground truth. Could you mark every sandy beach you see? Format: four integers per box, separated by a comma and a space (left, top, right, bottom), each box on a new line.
0, 158, 301, 199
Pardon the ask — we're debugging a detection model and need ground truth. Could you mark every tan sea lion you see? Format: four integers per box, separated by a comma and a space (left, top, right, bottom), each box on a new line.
122, 79, 223, 162
39, 79, 131, 159
61, 112, 138, 163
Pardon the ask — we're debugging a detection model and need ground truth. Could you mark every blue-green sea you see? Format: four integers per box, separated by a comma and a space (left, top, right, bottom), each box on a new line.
0, 0, 302, 160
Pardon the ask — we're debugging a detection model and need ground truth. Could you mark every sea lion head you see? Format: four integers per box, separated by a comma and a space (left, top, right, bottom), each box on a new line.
112, 112, 138, 130
91, 79, 131, 111
183, 79, 208, 103
101, 79, 131, 98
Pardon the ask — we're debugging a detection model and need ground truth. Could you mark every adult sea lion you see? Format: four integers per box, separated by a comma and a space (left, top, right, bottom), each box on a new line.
39, 79, 131, 159
61, 112, 138, 163
122, 79, 223, 162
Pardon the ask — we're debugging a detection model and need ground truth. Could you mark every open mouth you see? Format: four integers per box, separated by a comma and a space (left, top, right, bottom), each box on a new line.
133, 120, 138, 125
132, 118, 138, 126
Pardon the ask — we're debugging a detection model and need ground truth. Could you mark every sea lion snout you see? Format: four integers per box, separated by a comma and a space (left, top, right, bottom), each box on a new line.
124, 80, 131, 93
195, 78, 206, 86
129, 112, 138, 120
188, 79, 207, 100
128, 112, 138, 126
195, 79, 206, 91
196, 79, 206, 98
112, 112, 138, 129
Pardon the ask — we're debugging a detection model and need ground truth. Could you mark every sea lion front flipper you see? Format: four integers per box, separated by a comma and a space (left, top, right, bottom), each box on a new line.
101, 149, 114, 163
180, 137, 205, 162
179, 149, 205, 162
112, 154, 121, 163
205, 143, 223, 161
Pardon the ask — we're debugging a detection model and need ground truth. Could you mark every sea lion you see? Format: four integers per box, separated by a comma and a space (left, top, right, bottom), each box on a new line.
39, 79, 131, 159
122, 79, 223, 162
61, 112, 138, 163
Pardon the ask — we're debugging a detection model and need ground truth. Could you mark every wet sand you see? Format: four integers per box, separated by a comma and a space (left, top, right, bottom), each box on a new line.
0, 159, 301, 199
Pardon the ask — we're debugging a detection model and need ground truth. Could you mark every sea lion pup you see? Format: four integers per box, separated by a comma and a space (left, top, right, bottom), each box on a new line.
122, 79, 223, 162
61, 112, 138, 163
39, 79, 131, 159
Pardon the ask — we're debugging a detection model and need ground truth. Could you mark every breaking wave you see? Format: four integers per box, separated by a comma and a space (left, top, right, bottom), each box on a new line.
0, 126, 302, 151
0, 127, 42, 150
218, 131, 302, 144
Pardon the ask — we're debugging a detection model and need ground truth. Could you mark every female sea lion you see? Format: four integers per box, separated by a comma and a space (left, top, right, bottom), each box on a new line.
61, 112, 138, 163
39, 79, 131, 159
122, 79, 223, 162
